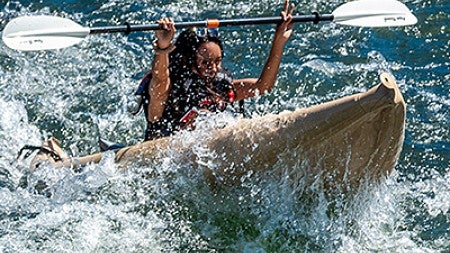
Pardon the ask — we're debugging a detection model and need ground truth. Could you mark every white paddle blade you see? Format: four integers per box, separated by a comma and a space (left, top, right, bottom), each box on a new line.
332, 0, 418, 27
2, 16, 90, 51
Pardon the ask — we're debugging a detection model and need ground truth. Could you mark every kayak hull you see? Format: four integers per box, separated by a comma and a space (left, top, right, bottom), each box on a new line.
32, 73, 406, 194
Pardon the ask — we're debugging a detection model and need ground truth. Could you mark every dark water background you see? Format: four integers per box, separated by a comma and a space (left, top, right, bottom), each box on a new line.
0, 0, 449, 252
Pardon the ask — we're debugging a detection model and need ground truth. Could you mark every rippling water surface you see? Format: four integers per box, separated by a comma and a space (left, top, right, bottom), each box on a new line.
0, 0, 449, 252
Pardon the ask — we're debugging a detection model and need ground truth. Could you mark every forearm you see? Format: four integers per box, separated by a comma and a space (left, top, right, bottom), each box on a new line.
147, 50, 172, 122
151, 52, 170, 81
255, 35, 287, 93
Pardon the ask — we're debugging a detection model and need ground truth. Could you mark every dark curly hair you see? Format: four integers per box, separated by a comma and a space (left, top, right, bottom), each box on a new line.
168, 29, 223, 79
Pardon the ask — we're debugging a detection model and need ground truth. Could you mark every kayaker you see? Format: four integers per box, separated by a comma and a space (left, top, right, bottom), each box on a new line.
135, 0, 296, 140
20, 0, 296, 169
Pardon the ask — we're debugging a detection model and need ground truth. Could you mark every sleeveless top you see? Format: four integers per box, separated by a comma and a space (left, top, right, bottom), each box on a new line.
134, 68, 236, 140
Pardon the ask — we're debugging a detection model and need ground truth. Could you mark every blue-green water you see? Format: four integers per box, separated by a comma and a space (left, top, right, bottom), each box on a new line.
0, 0, 449, 252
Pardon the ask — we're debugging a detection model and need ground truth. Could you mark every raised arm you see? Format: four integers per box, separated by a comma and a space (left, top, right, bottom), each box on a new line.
147, 18, 176, 122
233, 0, 295, 101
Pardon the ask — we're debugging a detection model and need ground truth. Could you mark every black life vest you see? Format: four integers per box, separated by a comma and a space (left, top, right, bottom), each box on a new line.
134, 68, 237, 140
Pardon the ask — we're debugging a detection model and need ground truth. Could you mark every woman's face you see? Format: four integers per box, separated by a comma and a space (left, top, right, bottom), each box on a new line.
195, 41, 222, 82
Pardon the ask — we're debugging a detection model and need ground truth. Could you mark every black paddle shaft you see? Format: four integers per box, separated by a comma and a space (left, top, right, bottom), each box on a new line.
89, 13, 334, 34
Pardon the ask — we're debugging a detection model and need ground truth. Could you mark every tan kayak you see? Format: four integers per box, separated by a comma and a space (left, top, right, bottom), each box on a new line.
30, 73, 406, 193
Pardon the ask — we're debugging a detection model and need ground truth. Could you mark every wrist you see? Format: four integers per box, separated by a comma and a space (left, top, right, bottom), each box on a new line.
153, 39, 176, 55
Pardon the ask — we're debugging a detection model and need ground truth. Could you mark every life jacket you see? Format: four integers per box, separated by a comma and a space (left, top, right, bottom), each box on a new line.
134, 68, 238, 140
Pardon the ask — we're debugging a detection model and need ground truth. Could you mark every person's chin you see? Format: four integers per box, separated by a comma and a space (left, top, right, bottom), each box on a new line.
203, 74, 215, 83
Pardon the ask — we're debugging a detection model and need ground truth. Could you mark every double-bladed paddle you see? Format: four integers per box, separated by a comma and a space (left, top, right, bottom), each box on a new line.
2, 0, 417, 51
